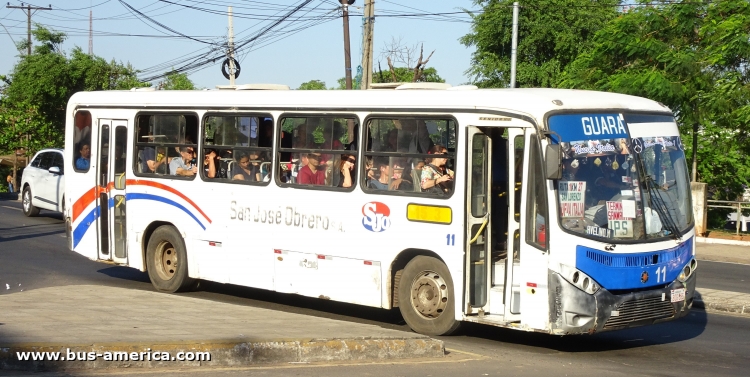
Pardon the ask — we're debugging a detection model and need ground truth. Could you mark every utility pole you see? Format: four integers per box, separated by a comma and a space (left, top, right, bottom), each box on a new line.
228, 6, 236, 86
510, 1, 519, 88
360, 0, 374, 90
88, 10, 93, 55
6, 3, 52, 56
341, 0, 353, 90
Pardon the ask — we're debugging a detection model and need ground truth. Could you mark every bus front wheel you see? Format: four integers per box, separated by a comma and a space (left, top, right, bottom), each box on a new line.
146, 225, 196, 293
398, 256, 461, 336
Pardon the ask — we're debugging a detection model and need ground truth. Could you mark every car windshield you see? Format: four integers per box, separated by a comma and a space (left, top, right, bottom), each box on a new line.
549, 113, 692, 242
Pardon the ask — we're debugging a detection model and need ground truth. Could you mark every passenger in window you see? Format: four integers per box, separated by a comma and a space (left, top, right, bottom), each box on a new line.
319, 121, 344, 150
318, 121, 344, 167
409, 120, 434, 154
337, 153, 356, 188
142, 142, 167, 174
203, 149, 217, 178
389, 161, 413, 191
368, 157, 391, 190
297, 153, 326, 185
421, 144, 453, 194
384, 128, 404, 152
170, 147, 198, 176
75, 143, 91, 170
258, 119, 274, 148
231, 151, 261, 181
364, 156, 375, 181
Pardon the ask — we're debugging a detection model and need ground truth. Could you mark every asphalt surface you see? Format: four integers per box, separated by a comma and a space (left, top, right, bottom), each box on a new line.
1, 198, 750, 376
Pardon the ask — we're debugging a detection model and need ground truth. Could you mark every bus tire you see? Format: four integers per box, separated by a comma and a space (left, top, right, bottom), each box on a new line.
398, 255, 461, 336
22, 186, 40, 217
146, 225, 196, 293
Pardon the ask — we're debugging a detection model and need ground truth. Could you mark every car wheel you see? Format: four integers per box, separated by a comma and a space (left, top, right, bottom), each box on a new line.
22, 186, 40, 217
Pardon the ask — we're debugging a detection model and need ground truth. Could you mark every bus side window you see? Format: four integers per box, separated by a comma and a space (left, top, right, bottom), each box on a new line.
278, 115, 358, 190
201, 114, 272, 184
526, 136, 548, 249
134, 113, 198, 178
73, 111, 92, 173
363, 117, 456, 197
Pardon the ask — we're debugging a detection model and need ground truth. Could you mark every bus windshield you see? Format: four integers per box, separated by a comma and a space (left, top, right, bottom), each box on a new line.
550, 114, 692, 242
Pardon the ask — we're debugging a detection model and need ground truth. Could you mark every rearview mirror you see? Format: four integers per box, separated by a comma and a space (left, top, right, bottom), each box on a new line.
545, 144, 562, 180
49, 166, 62, 175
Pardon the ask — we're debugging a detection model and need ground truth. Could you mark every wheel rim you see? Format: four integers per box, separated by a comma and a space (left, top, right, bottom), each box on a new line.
154, 240, 178, 281
410, 270, 449, 319
23, 190, 30, 212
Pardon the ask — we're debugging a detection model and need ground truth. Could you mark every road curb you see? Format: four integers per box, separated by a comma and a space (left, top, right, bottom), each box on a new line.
0, 337, 444, 371
696, 236, 750, 247
693, 299, 749, 316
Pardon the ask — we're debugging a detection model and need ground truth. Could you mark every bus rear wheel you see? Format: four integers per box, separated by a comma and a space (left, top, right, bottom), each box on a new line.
146, 225, 196, 293
398, 256, 461, 336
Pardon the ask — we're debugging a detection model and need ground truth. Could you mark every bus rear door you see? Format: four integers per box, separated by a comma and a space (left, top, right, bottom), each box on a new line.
95, 119, 128, 264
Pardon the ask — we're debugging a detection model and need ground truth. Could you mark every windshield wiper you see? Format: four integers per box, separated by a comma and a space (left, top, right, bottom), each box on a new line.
634, 153, 682, 240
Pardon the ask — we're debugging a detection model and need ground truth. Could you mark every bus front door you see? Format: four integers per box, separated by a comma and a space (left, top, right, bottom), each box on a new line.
465, 126, 491, 315
95, 120, 128, 264
505, 128, 525, 320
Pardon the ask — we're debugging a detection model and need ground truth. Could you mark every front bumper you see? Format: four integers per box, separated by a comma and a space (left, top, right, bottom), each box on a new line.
548, 269, 696, 335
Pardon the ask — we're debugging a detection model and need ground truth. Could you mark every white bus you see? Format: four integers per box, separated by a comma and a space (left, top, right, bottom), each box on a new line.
64, 86, 696, 336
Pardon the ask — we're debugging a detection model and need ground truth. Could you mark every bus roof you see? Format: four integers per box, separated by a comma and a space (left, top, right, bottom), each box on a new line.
68, 88, 672, 122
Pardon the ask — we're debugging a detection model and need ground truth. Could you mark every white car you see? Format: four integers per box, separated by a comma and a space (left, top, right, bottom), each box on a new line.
21, 148, 65, 217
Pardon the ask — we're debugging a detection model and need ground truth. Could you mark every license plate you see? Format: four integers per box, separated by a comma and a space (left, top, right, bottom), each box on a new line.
671, 288, 686, 303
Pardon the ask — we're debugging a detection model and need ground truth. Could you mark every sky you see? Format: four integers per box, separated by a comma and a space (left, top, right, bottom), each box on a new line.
0, 0, 480, 90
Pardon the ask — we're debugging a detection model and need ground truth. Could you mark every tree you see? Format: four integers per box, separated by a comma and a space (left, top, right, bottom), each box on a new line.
560, 0, 750, 199
460, 0, 620, 88
297, 80, 327, 90
0, 26, 148, 158
373, 67, 443, 84
377, 37, 444, 83
159, 70, 195, 90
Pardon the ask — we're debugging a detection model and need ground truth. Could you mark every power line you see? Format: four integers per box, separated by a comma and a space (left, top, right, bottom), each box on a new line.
118, 0, 217, 45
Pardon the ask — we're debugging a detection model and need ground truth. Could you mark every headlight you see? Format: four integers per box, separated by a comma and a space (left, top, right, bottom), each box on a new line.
558, 264, 600, 295
677, 259, 697, 282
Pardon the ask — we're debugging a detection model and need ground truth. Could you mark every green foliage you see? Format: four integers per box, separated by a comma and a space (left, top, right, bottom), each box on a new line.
160, 70, 195, 90
297, 80, 327, 90
334, 67, 444, 89
461, 0, 620, 88
0, 26, 148, 157
32, 24, 66, 54
373, 67, 444, 84
560, 0, 750, 199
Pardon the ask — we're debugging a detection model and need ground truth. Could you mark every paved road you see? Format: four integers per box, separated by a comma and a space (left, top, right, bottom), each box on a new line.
1, 198, 749, 376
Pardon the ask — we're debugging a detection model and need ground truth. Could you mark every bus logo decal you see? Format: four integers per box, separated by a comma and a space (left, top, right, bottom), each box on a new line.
362, 202, 391, 232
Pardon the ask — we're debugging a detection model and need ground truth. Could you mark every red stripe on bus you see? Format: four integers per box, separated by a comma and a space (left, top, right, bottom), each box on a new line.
126, 179, 212, 224
71, 186, 106, 222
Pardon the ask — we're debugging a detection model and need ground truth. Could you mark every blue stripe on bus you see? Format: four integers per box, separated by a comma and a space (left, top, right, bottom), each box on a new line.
575, 238, 693, 290
72, 206, 100, 248
125, 193, 206, 230
71, 193, 206, 248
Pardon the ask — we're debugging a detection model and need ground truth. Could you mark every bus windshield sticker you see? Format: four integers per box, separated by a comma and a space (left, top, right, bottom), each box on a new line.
622, 200, 636, 218
559, 181, 586, 218
606, 201, 625, 220
586, 225, 613, 238
608, 219, 634, 237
